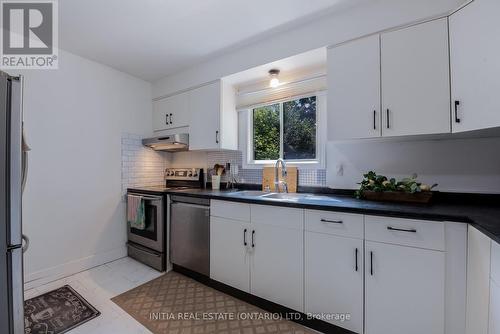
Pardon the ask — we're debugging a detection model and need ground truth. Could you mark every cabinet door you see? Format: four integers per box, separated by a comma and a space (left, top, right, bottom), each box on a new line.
189, 81, 221, 150
466, 226, 491, 334
381, 18, 450, 136
328, 35, 381, 139
365, 241, 445, 334
153, 92, 189, 131
450, 0, 500, 133
305, 232, 363, 333
210, 217, 250, 292
490, 279, 500, 334
250, 223, 303, 311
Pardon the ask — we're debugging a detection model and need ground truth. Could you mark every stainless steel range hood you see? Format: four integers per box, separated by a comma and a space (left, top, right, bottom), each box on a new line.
142, 133, 189, 151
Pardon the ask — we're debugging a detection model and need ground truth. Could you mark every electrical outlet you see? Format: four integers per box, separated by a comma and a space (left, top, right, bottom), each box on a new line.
336, 163, 344, 176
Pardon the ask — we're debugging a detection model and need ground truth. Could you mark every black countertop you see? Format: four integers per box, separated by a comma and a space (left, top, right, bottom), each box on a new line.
128, 186, 500, 244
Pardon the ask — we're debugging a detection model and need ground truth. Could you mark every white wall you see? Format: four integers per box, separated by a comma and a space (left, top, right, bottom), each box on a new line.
19, 50, 153, 287
153, 0, 464, 98
327, 137, 500, 193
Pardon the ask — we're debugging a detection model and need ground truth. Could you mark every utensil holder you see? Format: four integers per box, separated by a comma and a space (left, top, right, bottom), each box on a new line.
212, 175, 221, 190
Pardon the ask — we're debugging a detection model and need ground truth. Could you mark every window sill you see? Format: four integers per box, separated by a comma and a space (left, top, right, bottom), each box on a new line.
242, 160, 324, 170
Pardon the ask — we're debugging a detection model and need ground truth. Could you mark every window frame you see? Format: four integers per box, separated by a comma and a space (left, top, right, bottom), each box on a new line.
242, 91, 326, 169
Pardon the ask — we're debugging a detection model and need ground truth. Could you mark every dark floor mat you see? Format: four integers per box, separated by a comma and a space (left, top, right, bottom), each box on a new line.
24, 285, 100, 334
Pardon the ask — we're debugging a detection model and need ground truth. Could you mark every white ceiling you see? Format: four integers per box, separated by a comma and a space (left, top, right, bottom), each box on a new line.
59, 0, 368, 81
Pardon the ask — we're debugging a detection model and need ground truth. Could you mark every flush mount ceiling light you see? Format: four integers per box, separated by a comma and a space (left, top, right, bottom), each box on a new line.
268, 69, 280, 88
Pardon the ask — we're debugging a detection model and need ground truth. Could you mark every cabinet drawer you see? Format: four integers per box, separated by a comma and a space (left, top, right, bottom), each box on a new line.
365, 216, 445, 251
251, 205, 303, 230
492, 240, 500, 285
211, 200, 250, 222
305, 210, 363, 239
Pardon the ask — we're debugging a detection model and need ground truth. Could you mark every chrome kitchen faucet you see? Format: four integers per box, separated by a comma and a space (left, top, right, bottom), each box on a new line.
274, 158, 288, 193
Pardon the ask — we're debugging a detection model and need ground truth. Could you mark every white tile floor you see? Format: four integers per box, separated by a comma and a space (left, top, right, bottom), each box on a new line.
24, 257, 163, 334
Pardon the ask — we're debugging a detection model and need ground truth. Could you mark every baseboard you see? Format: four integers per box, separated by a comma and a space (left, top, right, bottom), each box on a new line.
24, 246, 127, 290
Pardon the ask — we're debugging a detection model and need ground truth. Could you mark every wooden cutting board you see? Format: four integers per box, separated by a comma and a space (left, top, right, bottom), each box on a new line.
262, 167, 298, 193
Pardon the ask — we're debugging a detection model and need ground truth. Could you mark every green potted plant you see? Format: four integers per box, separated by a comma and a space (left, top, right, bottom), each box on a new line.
355, 171, 437, 204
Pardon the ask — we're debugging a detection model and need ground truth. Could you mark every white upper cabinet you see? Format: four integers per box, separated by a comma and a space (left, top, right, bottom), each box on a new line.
188, 80, 238, 151
328, 18, 451, 140
381, 18, 451, 137
328, 35, 381, 140
152, 80, 237, 150
153, 91, 189, 131
450, 0, 500, 133
188, 82, 221, 150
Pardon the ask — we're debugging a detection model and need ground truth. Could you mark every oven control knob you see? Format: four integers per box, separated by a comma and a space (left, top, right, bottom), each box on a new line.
187, 171, 193, 177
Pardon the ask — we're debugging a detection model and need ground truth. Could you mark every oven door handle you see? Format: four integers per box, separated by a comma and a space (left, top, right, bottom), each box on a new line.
171, 202, 209, 210
128, 193, 163, 201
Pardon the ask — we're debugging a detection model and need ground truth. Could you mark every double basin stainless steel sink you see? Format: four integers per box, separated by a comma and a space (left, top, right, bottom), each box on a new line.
229, 190, 342, 202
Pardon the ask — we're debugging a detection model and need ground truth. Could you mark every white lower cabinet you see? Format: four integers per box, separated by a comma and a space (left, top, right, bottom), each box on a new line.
365, 241, 445, 334
490, 279, 500, 334
250, 205, 304, 311
305, 232, 363, 333
210, 201, 466, 334
210, 216, 250, 293
466, 226, 491, 334
210, 203, 303, 312
250, 222, 303, 311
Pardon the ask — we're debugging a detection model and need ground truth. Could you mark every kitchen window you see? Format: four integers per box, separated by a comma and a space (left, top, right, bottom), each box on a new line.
244, 93, 325, 168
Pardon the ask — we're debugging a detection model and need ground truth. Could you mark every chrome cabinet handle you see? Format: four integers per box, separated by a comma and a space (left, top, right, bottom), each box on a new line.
387, 226, 417, 233
22, 234, 29, 253
243, 228, 247, 246
320, 218, 343, 224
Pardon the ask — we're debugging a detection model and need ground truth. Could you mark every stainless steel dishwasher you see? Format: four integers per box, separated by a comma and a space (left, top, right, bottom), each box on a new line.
170, 195, 210, 276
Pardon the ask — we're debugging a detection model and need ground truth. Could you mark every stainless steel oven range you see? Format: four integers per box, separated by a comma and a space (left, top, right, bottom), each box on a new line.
126, 168, 204, 271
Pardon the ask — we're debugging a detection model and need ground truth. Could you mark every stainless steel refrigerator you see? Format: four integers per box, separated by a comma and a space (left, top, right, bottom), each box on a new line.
0, 70, 29, 334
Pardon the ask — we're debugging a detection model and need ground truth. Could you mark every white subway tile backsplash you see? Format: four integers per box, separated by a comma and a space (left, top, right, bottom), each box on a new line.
121, 133, 170, 195
122, 135, 327, 193
206, 151, 326, 187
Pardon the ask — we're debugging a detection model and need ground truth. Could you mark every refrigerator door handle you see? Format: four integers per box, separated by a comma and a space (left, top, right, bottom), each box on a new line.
21, 128, 30, 194
22, 234, 29, 253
